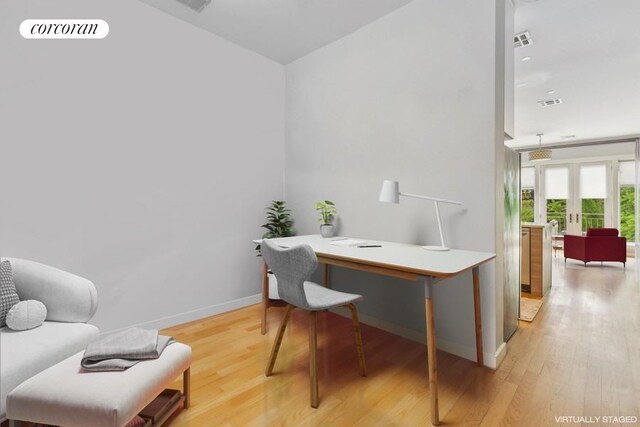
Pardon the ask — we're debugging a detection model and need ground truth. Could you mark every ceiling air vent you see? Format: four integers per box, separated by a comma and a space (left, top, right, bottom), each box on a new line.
538, 98, 563, 107
176, 0, 211, 12
514, 31, 533, 48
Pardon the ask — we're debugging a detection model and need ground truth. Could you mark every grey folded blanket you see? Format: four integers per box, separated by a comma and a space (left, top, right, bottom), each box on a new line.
81, 327, 175, 372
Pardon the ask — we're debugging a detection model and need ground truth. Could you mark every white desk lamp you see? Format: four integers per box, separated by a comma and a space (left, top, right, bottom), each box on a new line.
378, 180, 462, 251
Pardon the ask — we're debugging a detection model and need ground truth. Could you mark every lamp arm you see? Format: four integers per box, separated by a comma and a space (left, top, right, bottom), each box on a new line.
399, 192, 462, 205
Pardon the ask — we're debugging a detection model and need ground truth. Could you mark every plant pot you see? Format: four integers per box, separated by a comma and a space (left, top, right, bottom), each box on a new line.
320, 224, 334, 238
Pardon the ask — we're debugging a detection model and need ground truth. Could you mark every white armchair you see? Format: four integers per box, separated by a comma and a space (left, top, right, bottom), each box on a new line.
0, 258, 100, 421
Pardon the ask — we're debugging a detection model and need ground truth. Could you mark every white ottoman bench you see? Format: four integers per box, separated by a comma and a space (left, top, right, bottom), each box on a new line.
7, 342, 192, 427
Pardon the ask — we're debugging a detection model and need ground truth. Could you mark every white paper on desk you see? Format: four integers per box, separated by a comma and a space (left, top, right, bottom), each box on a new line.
330, 238, 366, 247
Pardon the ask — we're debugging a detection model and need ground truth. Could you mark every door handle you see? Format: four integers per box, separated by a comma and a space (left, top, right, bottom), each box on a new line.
576, 213, 579, 223
569, 213, 573, 223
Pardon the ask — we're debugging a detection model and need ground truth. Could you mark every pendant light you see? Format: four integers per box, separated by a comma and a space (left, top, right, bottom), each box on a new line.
528, 133, 551, 161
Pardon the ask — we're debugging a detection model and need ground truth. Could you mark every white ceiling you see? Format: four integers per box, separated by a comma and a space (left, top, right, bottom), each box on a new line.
138, 0, 414, 64
139, 0, 640, 148
510, 0, 640, 148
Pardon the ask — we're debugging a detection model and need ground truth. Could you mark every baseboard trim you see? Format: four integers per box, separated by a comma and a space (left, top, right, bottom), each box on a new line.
331, 306, 426, 343
493, 341, 508, 369
331, 307, 506, 370
105, 296, 507, 369
108, 294, 262, 333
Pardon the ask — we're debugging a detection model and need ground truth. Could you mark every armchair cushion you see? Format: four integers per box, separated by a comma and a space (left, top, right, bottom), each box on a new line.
586, 228, 619, 237
3, 258, 98, 323
0, 260, 21, 327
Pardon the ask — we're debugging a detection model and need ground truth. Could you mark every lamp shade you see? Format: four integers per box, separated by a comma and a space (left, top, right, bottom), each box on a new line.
528, 149, 552, 161
379, 180, 400, 203
529, 133, 552, 161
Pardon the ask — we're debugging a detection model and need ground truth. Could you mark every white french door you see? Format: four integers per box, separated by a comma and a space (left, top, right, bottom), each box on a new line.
540, 162, 612, 235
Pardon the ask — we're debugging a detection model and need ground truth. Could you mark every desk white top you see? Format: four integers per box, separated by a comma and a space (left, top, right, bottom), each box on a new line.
269, 235, 495, 279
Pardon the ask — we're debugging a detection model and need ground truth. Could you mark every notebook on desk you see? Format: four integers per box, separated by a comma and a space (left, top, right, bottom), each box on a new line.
330, 238, 367, 247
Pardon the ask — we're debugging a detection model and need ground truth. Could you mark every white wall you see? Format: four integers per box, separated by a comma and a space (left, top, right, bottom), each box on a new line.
285, 0, 507, 366
0, 0, 285, 331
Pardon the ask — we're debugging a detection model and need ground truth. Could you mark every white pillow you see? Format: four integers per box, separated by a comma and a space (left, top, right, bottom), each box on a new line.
6, 300, 47, 331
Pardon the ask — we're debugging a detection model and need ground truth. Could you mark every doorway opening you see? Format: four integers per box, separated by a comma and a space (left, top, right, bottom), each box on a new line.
517, 140, 639, 319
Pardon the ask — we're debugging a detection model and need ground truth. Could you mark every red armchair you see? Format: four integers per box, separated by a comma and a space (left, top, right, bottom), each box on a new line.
564, 228, 627, 267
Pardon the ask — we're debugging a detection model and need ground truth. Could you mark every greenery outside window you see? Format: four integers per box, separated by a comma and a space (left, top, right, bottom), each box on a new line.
619, 161, 635, 241
546, 199, 567, 232
521, 167, 535, 223
521, 189, 534, 223
581, 199, 605, 232
620, 186, 634, 240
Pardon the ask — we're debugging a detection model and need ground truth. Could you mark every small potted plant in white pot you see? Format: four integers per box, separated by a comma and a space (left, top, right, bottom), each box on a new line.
316, 200, 337, 238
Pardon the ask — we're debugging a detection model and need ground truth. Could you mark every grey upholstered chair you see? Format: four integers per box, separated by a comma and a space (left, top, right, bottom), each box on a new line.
261, 239, 366, 408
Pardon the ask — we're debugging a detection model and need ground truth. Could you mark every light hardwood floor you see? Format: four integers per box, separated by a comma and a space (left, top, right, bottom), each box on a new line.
163, 258, 640, 426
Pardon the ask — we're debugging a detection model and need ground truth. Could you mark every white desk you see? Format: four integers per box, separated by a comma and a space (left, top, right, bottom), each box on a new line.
261, 234, 495, 426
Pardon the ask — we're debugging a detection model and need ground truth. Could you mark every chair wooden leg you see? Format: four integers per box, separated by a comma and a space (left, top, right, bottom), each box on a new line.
347, 303, 367, 377
261, 262, 269, 335
323, 264, 330, 287
266, 304, 293, 376
309, 311, 319, 408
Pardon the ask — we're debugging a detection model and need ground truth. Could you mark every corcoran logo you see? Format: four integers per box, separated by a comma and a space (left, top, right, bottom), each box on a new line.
20, 19, 109, 39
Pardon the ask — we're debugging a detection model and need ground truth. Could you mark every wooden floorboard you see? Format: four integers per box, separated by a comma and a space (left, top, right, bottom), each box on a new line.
162, 258, 640, 426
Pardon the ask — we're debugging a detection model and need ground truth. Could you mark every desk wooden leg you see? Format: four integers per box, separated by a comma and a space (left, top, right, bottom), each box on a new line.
261, 262, 269, 335
472, 267, 484, 367
424, 280, 439, 426
323, 263, 330, 287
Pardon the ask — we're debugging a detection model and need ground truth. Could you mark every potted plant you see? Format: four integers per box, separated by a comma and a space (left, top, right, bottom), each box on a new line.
256, 200, 295, 255
256, 200, 295, 300
316, 200, 337, 238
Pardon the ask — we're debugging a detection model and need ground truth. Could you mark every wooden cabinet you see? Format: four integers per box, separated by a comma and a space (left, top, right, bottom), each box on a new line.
521, 228, 530, 286
521, 224, 552, 297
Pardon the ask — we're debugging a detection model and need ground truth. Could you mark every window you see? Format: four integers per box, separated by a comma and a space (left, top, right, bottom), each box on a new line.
619, 161, 635, 241
579, 164, 606, 232
545, 167, 568, 232
521, 167, 535, 223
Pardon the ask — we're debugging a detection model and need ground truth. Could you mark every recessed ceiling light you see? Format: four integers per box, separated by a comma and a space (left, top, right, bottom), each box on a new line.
516, 82, 527, 87
561, 135, 576, 139
522, 56, 532, 62
547, 90, 555, 94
